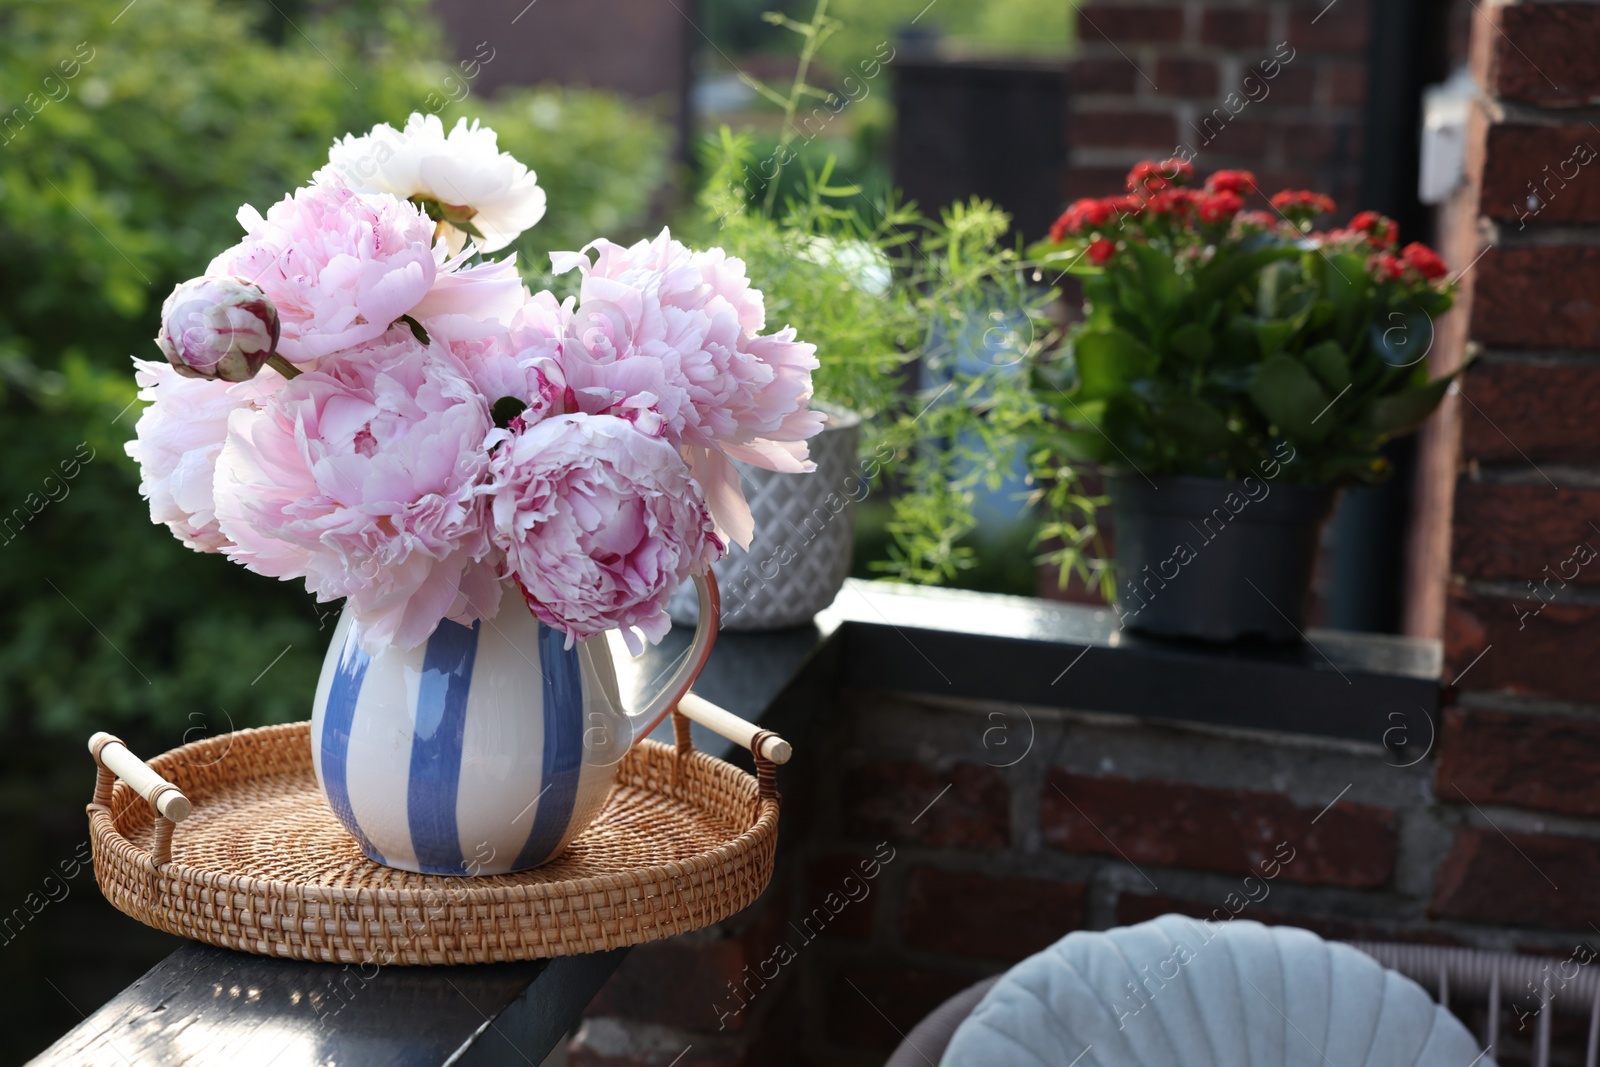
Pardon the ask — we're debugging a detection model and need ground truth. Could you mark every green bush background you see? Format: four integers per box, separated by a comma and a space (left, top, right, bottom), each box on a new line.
0, 0, 671, 740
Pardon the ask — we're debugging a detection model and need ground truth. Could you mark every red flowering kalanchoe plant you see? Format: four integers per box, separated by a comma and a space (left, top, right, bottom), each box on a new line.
1031, 159, 1462, 485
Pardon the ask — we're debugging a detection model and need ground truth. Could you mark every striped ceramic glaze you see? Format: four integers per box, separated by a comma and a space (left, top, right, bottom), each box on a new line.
310, 576, 719, 875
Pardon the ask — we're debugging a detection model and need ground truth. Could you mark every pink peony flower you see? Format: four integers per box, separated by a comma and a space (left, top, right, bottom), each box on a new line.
486, 413, 724, 652
499, 291, 674, 429
207, 182, 438, 366
156, 276, 279, 382
410, 245, 528, 326
212, 328, 501, 651
546, 229, 823, 547
124, 359, 283, 552
425, 311, 566, 428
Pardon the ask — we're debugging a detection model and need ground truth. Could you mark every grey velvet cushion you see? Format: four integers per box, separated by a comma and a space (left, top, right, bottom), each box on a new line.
941, 916, 1490, 1067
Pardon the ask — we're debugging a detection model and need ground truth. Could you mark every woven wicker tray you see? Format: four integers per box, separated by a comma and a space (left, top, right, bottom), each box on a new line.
86, 703, 785, 965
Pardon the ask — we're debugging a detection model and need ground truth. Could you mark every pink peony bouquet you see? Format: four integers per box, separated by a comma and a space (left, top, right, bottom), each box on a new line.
126, 114, 821, 654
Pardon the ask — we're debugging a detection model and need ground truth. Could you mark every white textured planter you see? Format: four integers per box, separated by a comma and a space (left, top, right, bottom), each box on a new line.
669, 408, 863, 631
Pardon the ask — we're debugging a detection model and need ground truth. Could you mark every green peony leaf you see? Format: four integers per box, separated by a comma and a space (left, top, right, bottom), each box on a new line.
398, 314, 431, 345
491, 395, 528, 429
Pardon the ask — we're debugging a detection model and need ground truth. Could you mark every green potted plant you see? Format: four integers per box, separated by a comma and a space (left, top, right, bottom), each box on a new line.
1032, 159, 1459, 641
672, 130, 1045, 627
652, 0, 1059, 629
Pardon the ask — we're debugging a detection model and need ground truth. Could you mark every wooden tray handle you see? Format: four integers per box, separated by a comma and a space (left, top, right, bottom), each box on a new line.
89, 732, 191, 867
672, 693, 790, 803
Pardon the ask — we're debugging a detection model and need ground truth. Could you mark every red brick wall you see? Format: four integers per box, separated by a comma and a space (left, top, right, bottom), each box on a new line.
1409, 0, 1600, 952
569, 681, 1597, 1066
1067, 0, 1370, 210
430, 0, 694, 159
433, 0, 692, 102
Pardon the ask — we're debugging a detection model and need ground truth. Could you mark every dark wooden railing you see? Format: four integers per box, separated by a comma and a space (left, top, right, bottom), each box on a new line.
32, 580, 1439, 1065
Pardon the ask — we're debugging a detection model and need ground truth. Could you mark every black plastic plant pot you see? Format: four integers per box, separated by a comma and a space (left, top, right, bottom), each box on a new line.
1106, 473, 1338, 643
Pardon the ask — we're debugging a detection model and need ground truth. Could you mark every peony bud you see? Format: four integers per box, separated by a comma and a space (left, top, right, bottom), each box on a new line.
156, 276, 280, 382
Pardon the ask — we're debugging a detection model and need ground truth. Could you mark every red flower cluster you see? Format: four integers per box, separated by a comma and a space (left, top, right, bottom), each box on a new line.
1052, 160, 1253, 243
1146, 188, 1197, 216
1198, 190, 1244, 223
1205, 170, 1257, 196
1047, 191, 1144, 243
1401, 242, 1448, 279
1140, 186, 1243, 224
1236, 209, 1279, 230
1269, 190, 1337, 218
1049, 197, 1110, 242
1127, 157, 1194, 193
1371, 242, 1448, 283
1349, 210, 1398, 248
1042, 160, 1448, 291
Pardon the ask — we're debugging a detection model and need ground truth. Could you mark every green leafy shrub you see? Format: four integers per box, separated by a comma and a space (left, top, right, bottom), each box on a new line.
694, 126, 1055, 584
0, 0, 669, 736
823, 0, 1074, 61
689, 2, 1058, 586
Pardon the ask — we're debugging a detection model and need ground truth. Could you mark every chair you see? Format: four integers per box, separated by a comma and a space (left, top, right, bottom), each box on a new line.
886, 916, 1598, 1067
1351, 940, 1600, 1067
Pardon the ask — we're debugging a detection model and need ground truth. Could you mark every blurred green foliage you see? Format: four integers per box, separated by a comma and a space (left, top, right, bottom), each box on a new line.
687, 4, 1063, 590
851, 500, 1041, 597
701, 0, 1074, 64
695, 127, 1056, 587
0, 0, 668, 736
823, 0, 1074, 64
717, 127, 890, 218
698, 0, 1073, 224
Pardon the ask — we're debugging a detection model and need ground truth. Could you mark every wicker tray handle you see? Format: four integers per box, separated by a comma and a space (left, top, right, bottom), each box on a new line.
88, 732, 192, 867
671, 692, 791, 800
87, 699, 787, 869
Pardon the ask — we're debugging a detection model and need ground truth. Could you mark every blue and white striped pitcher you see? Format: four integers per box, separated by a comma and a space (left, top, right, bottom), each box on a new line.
310, 574, 719, 875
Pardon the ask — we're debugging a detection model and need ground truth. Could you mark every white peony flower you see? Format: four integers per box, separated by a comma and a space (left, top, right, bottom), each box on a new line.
315, 113, 547, 254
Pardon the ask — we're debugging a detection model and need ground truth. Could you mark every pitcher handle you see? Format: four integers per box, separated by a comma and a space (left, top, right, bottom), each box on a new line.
628, 570, 720, 741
